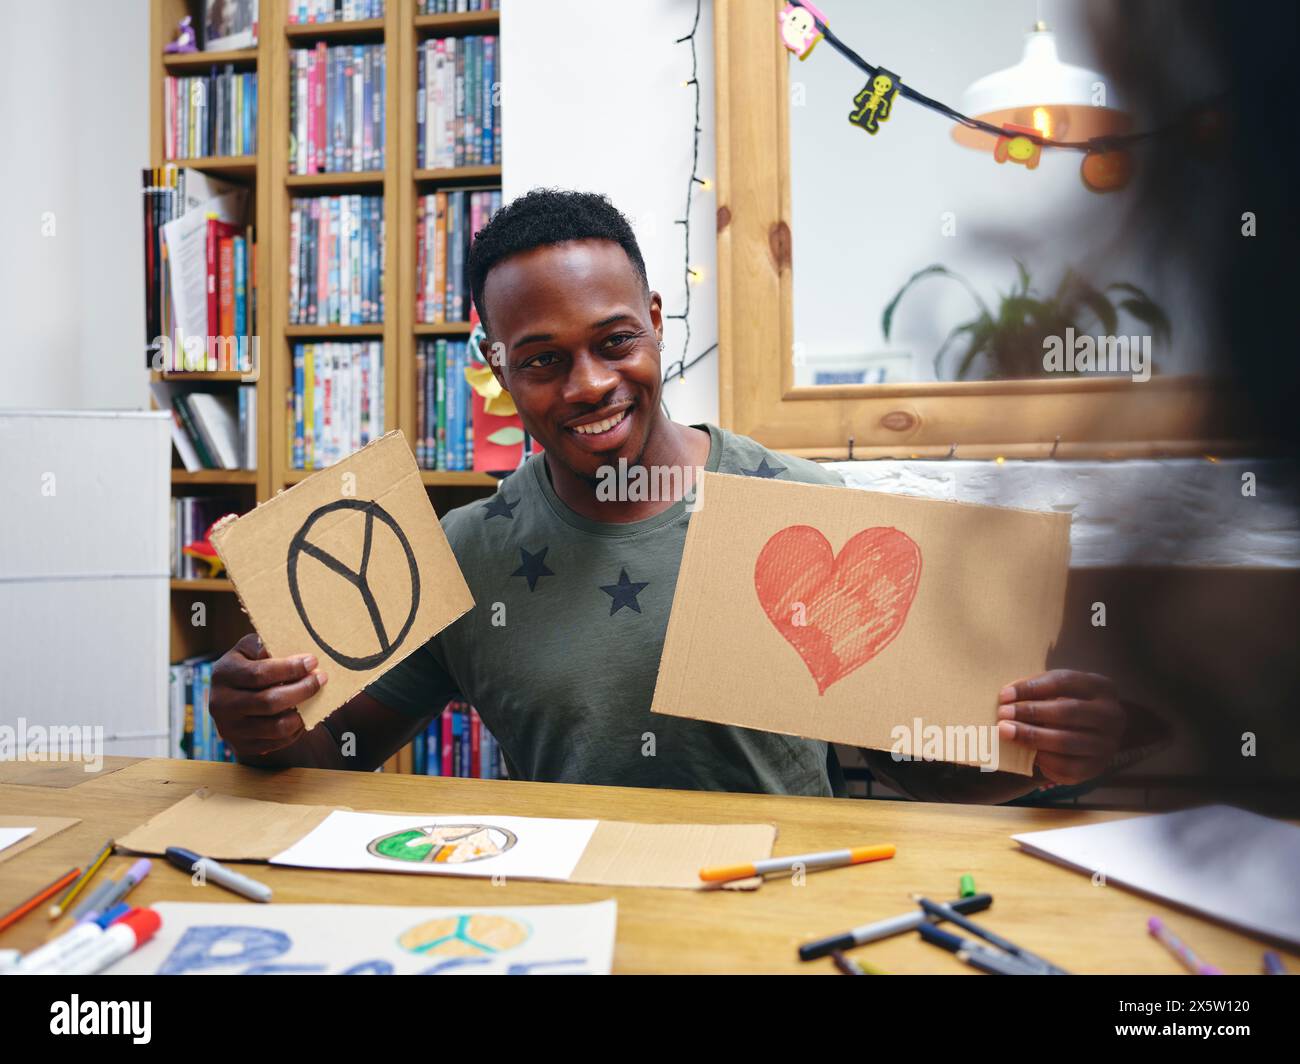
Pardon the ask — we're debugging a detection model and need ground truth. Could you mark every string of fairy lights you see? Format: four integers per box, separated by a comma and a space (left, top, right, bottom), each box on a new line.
661, 0, 718, 397
785, 0, 1228, 155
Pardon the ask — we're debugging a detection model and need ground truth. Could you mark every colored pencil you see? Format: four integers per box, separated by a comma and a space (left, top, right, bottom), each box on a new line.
0, 867, 80, 933
49, 838, 113, 918
1149, 916, 1222, 975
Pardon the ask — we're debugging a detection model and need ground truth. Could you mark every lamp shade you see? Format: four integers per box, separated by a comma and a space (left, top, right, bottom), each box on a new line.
951, 25, 1130, 150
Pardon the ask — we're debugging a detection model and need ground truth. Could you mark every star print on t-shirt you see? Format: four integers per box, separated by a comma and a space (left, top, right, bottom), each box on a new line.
481, 492, 519, 520
742, 456, 786, 478
512, 546, 554, 591
600, 568, 649, 615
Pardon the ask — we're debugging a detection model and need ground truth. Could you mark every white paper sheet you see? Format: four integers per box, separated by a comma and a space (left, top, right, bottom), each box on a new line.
1013, 804, 1300, 946
105, 900, 617, 975
0, 827, 35, 853
161, 190, 245, 366
270, 810, 600, 882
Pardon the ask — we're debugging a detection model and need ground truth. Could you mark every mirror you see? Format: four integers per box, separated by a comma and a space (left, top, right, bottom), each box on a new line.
787, 0, 1202, 389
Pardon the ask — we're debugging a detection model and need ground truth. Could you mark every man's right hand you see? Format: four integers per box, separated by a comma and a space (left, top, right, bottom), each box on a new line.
209, 634, 328, 761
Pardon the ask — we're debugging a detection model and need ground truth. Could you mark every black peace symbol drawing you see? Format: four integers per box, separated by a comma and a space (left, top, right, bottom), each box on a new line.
286, 499, 421, 670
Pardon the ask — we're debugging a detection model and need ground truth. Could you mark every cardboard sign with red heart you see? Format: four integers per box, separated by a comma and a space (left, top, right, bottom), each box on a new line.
651, 472, 1072, 775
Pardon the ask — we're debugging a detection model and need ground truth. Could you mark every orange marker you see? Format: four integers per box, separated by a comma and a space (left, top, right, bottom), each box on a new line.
700, 844, 895, 883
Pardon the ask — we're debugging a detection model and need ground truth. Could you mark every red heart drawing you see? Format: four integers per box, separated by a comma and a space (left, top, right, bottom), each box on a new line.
754, 525, 922, 695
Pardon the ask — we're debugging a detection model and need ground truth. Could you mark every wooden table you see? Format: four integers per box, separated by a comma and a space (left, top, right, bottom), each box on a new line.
1, 757, 1294, 974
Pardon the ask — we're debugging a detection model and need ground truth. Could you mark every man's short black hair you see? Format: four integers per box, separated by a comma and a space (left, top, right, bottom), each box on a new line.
468, 188, 649, 333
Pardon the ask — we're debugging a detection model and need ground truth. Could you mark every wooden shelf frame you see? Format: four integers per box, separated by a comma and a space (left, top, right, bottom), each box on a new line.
162, 47, 258, 70
284, 17, 386, 43
170, 577, 236, 592
413, 164, 501, 185
160, 154, 257, 177
284, 170, 385, 189
414, 10, 499, 37
171, 468, 259, 485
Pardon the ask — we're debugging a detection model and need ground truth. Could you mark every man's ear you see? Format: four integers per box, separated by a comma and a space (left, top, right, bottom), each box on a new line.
480, 337, 510, 392
648, 290, 663, 344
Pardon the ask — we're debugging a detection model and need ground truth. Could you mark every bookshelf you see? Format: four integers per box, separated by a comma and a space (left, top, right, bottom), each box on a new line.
149, 0, 273, 688
147, 1, 504, 767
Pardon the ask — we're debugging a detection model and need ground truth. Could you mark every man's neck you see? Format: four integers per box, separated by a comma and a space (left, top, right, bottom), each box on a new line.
546, 419, 711, 524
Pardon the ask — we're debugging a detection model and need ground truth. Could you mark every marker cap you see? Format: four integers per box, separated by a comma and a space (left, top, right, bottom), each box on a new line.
95, 902, 131, 928
120, 907, 161, 945
165, 847, 203, 872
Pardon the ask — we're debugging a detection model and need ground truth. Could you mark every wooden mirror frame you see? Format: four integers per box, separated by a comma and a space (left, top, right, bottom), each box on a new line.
712, 0, 1242, 460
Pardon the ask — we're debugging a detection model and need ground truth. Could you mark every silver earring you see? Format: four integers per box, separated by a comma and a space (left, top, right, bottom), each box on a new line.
657, 340, 665, 352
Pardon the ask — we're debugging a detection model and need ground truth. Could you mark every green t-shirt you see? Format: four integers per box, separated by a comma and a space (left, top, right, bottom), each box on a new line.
365, 423, 848, 797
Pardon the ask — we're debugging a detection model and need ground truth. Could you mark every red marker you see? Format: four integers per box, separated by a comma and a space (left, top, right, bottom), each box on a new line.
24, 908, 161, 975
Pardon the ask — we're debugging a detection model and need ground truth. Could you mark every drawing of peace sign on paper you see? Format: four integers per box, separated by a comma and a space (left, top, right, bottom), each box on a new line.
287, 498, 421, 671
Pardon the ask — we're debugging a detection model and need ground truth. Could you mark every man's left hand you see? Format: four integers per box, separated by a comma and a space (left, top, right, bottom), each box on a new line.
997, 670, 1125, 787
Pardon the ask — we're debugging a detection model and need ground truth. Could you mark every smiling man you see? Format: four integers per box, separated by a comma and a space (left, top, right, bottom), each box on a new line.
209, 189, 1127, 801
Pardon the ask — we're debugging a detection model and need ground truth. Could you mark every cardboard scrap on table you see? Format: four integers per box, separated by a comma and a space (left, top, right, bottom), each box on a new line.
212, 430, 474, 728
0, 815, 81, 865
651, 472, 1072, 776
116, 789, 777, 891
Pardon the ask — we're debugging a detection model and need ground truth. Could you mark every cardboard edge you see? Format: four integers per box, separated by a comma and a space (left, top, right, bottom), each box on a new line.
114, 788, 345, 862
210, 430, 409, 552
0, 816, 82, 866
703, 469, 1078, 523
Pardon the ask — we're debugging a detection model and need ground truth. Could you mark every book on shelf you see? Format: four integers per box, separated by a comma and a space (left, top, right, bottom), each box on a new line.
416, 34, 500, 170
152, 382, 257, 472
417, 1, 500, 14
290, 340, 385, 469
288, 194, 385, 325
415, 338, 475, 470
163, 67, 258, 160
172, 496, 242, 579
142, 166, 257, 371
405, 700, 506, 780
288, 0, 385, 22
289, 43, 386, 174
168, 654, 234, 762
416, 188, 500, 323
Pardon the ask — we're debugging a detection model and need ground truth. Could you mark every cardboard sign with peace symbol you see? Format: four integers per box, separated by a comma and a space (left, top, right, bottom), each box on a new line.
211, 430, 474, 728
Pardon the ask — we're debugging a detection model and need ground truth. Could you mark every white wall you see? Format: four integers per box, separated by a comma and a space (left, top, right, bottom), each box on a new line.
0, 0, 150, 411
501, 0, 719, 427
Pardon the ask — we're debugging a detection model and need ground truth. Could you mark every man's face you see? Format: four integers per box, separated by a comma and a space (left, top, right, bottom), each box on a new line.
481, 239, 664, 480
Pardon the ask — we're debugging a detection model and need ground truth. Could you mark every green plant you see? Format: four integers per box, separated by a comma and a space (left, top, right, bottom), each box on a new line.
881, 262, 1171, 381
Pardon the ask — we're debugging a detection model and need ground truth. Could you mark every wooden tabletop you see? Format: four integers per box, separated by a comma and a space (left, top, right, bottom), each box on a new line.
1, 757, 1294, 974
